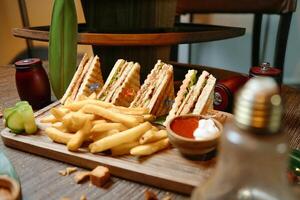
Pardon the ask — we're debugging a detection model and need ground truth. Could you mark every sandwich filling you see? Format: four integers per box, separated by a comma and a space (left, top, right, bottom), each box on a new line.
164, 70, 215, 125
131, 60, 174, 116
131, 60, 165, 107
60, 53, 89, 104
60, 54, 104, 104
75, 55, 104, 101
179, 71, 209, 115
97, 59, 127, 101
193, 75, 216, 114
98, 59, 140, 106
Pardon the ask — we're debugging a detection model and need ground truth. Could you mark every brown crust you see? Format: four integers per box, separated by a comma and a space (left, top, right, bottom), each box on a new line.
75, 55, 104, 100
60, 53, 89, 104
70, 56, 94, 101
112, 63, 141, 107
193, 75, 216, 114
97, 59, 126, 99
130, 60, 163, 107
147, 64, 173, 113
154, 72, 174, 116
176, 84, 195, 115
164, 70, 197, 125
180, 70, 209, 115
104, 61, 132, 102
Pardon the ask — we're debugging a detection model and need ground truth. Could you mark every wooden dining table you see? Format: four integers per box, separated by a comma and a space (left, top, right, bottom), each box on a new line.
0, 64, 299, 200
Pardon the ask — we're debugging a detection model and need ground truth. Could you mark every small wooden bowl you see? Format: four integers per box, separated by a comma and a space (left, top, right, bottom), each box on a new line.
0, 176, 21, 200
166, 114, 223, 159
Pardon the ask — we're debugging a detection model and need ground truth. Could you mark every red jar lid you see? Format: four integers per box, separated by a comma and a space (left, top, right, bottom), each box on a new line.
250, 62, 281, 77
15, 58, 42, 70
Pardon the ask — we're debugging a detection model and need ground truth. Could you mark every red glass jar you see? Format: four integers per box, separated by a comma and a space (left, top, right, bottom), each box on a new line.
15, 58, 51, 109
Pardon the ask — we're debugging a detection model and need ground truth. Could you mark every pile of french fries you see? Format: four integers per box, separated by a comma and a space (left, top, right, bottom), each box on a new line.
40, 94, 170, 156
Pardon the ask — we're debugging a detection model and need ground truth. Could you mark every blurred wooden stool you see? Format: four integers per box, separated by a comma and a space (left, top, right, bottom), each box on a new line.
176, 0, 297, 73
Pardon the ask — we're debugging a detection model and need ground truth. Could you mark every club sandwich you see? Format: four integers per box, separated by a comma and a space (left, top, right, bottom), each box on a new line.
97, 59, 140, 107
60, 54, 104, 104
164, 70, 216, 125
130, 60, 174, 117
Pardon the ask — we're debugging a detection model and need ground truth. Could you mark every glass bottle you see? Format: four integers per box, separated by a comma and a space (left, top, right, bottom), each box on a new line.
0, 152, 21, 200
192, 77, 297, 200
15, 58, 51, 109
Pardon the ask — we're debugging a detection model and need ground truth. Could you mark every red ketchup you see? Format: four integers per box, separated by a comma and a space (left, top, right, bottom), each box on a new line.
170, 117, 199, 139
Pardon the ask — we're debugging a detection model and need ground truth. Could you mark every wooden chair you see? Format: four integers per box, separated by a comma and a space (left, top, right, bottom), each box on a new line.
176, 0, 297, 72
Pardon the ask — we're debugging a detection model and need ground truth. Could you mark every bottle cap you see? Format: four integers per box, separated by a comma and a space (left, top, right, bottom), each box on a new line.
15, 58, 42, 70
234, 77, 282, 134
249, 62, 282, 85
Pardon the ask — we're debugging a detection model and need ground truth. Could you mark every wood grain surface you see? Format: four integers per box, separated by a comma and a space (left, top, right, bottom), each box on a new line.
1, 64, 300, 200
12, 23, 245, 46
1, 102, 231, 195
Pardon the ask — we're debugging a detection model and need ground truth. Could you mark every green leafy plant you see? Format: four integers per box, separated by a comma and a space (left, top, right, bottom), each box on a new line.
49, 0, 78, 99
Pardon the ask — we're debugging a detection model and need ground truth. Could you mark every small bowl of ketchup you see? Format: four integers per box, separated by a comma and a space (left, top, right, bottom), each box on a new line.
166, 115, 223, 159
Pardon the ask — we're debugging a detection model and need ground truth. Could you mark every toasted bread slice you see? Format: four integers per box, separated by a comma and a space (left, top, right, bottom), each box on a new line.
70, 56, 94, 101
104, 61, 132, 103
97, 59, 140, 107
180, 71, 209, 115
130, 60, 164, 108
193, 75, 216, 114
154, 72, 174, 116
111, 63, 141, 107
164, 70, 197, 124
97, 59, 127, 100
146, 65, 171, 111
130, 60, 174, 116
75, 56, 104, 101
60, 53, 89, 104
149, 64, 173, 115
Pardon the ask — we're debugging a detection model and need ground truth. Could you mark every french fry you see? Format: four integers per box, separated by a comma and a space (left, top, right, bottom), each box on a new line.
83, 105, 141, 128
91, 123, 127, 133
59, 107, 70, 113
77, 94, 88, 101
111, 107, 149, 115
45, 127, 73, 144
67, 120, 93, 151
151, 126, 159, 131
88, 92, 97, 99
139, 130, 168, 144
111, 141, 140, 156
92, 120, 107, 125
62, 112, 94, 133
142, 114, 156, 122
40, 114, 58, 123
89, 122, 152, 153
91, 129, 119, 141
61, 112, 72, 130
64, 97, 73, 106
130, 138, 170, 156
64, 99, 112, 111
50, 107, 67, 121
52, 122, 68, 132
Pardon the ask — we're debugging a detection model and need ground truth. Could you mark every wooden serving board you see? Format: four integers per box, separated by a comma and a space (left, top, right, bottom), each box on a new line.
1, 101, 231, 195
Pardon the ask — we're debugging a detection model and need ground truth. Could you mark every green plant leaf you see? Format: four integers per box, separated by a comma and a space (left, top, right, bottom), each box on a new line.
49, 0, 78, 99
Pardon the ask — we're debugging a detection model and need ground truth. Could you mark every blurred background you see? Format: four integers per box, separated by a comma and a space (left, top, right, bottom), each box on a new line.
0, 0, 299, 84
